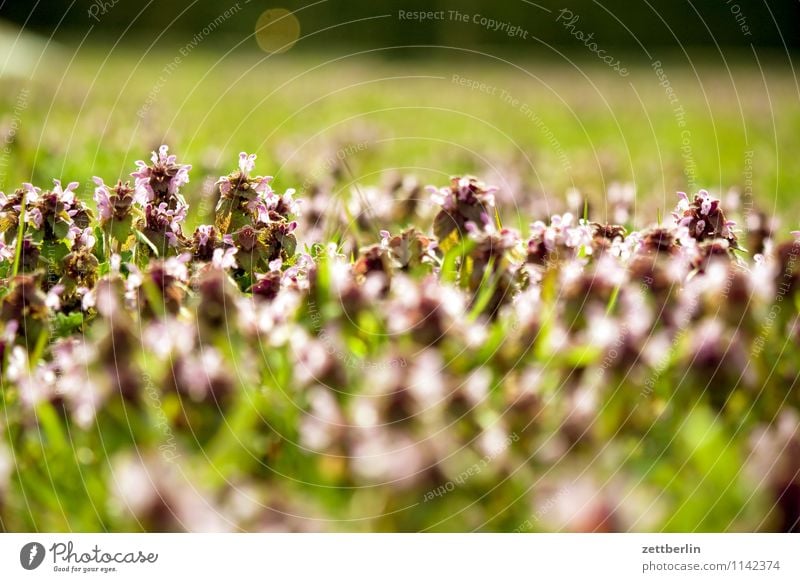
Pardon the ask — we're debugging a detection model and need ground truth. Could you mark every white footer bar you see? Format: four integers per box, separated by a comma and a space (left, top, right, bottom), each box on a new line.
1, 534, 797, 581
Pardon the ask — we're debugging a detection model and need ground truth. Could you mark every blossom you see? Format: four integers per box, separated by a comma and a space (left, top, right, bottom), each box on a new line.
527, 213, 593, 265
672, 189, 737, 246
21, 182, 41, 203
23, 179, 91, 241
214, 152, 276, 234
429, 176, 497, 245
51, 179, 79, 206
66, 226, 96, 249
132, 144, 191, 204
211, 246, 238, 270
0, 240, 13, 262
275, 188, 301, 218
93, 176, 144, 222
216, 151, 273, 199
50, 338, 103, 428
140, 201, 189, 251
239, 152, 257, 174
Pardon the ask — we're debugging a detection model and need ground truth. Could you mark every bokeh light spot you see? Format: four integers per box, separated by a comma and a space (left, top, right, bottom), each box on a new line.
255, 8, 300, 54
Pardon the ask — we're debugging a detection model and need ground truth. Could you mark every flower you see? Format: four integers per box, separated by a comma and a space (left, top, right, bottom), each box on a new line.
191, 224, 234, 262
0, 240, 12, 262
274, 188, 301, 218
672, 189, 737, 246
50, 338, 104, 428
129, 254, 191, 315
217, 151, 273, 199
51, 179, 79, 206
239, 152, 257, 174
429, 176, 497, 246
0, 188, 28, 243
527, 213, 593, 265
24, 179, 91, 241
132, 145, 191, 206
214, 152, 275, 233
211, 246, 238, 270
138, 201, 189, 252
66, 226, 96, 250
93, 177, 144, 222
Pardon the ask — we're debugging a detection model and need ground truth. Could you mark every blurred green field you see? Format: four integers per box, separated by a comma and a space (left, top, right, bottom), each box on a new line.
2, 45, 799, 230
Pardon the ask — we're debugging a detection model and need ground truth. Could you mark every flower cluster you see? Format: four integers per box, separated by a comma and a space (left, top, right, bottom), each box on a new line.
1, 156, 798, 533
214, 153, 299, 277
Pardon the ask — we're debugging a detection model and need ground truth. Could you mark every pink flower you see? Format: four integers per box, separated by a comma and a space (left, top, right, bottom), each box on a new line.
277, 188, 300, 216
196, 224, 214, 247
0, 240, 13, 262
93, 177, 114, 221
218, 180, 233, 197
164, 253, 191, 282
247, 198, 271, 224
216, 152, 273, 200
252, 176, 272, 195
65, 226, 96, 249
239, 152, 257, 174
427, 185, 456, 211
46, 284, 65, 311
21, 182, 41, 203
28, 207, 43, 229
132, 144, 191, 201
672, 189, 737, 246
93, 177, 145, 224
51, 179, 79, 206
212, 246, 238, 270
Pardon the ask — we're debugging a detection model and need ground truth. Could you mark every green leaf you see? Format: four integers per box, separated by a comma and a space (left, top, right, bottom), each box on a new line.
468, 257, 497, 321
134, 230, 159, 257
11, 195, 26, 277
441, 238, 474, 284
433, 211, 458, 248
52, 311, 85, 338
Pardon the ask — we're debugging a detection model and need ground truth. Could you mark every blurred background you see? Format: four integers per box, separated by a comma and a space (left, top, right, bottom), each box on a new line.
5, 0, 800, 50
0, 0, 798, 229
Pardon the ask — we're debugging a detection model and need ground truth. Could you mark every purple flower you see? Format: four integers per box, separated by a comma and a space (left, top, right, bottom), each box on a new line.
247, 197, 271, 224
52, 179, 79, 205
93, 177, 145, 223
239, 152, 257, 174
275, 188, 301, 218
526, 213, 593, 265
66, 226, 96, 249
24, 179, 90, 240
672, 189, 737, 246
21, 182, 41, 204
28, 207, 44, 229
196, 224, 214, 247
211, 246, 238, 270
93, 178, 114, 222
216, 151, 273, 200
429, 176, 498, 247
214, 152, 279, 233
0, 240, 12, 262
132, 145, 191, 205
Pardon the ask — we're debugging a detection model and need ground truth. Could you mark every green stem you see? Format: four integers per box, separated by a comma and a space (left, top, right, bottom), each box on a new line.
11, 194, 27, 277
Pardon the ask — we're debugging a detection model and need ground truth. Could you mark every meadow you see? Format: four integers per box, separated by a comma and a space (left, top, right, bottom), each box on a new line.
1, 44, 799, 532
